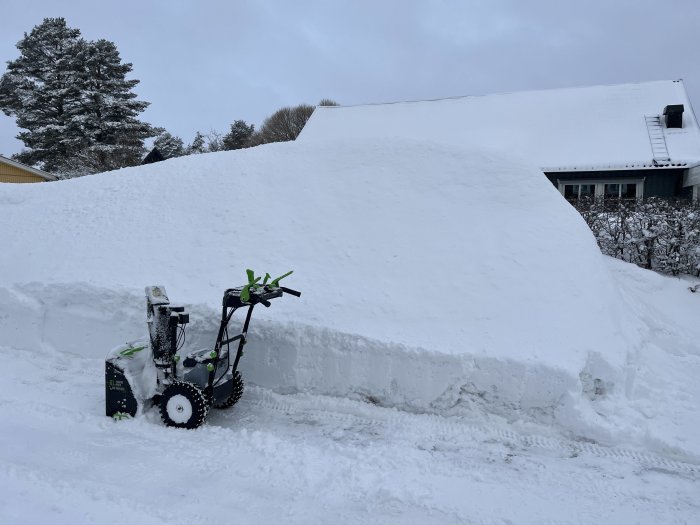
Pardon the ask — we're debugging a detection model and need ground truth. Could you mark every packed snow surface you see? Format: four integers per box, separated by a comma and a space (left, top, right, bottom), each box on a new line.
1, 139, 699, 523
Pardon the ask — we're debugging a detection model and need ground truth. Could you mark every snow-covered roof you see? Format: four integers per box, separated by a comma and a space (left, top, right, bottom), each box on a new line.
298, 80, 700, 172
0, 155, 57, 181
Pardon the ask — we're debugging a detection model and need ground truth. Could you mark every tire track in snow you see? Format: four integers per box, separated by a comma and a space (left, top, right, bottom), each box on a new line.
3, 345, 698, 480
230, 389, 700, 515
245, 387, 700, 477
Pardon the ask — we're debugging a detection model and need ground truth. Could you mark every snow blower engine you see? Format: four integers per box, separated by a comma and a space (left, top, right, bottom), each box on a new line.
105, 270, 300, 428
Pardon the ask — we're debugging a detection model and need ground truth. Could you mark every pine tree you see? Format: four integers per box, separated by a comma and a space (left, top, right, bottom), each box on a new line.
0, 18, 83, 171
153, 131, 185, 159
222, 120, 255, 150
0, 18, 153, 176
187, 131, 207, 154
70, 39, 154, 173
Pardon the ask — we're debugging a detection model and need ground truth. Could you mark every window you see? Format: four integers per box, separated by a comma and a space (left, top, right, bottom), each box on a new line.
564, 184, 579, 199
580, 184, 595, 197
563, 183, 597, 200
621, 183, 636, 199
605, 183, 637, 199
604, 184, 620, 198
558, 179, 643, 200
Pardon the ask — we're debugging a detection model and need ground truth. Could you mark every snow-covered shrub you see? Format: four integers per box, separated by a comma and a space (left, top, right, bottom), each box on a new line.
572, 197, 700, 276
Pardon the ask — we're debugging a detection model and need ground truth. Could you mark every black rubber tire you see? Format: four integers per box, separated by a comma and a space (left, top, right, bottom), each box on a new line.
159, 381, 209, 429
213, 371, 245, 409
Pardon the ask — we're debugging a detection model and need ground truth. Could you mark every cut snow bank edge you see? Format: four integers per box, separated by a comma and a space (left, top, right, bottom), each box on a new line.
0, 139, 641, 374
0, 282, 624, 444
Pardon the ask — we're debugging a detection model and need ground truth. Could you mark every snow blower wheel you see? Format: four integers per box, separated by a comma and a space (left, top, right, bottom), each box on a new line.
105, 269, 300, 429
160, 381, 209, 429
213, 371, 244, 409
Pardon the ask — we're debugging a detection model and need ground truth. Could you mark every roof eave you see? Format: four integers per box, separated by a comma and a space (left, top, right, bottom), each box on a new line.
0, 155, 57, 181
542, 160, 700, 173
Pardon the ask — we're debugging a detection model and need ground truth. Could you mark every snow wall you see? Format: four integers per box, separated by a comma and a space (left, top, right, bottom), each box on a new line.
0, 139, 644, 438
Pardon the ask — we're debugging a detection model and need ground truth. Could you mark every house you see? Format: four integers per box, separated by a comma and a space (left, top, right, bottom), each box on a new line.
0, 155, 57, 183
298, 80, 700, 200
142, 147, 165, 165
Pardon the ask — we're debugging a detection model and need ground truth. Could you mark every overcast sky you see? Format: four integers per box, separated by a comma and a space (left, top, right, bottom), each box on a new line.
1, 0, 699, 156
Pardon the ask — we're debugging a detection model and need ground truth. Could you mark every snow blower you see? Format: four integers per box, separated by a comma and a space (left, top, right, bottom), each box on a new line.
105, 270, 300, 428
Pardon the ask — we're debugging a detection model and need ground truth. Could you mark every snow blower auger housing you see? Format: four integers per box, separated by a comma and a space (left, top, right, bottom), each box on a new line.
105, 270, 300, 428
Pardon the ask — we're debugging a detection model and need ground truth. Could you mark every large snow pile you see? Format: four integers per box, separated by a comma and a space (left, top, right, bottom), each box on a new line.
2, 139, 700, 523
0, 138, 676, 449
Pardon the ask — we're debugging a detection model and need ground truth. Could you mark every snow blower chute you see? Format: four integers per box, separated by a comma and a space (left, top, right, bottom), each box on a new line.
105, 270, 300, 428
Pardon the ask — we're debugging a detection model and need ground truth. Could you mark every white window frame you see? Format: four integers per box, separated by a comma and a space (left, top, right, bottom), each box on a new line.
557, 178, 645, 199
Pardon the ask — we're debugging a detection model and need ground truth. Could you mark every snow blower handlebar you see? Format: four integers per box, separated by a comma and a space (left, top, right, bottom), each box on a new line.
222, 285, 301, 308
223, 270, 301, 308
207, 271, 300, 396
279, 286, 301, 297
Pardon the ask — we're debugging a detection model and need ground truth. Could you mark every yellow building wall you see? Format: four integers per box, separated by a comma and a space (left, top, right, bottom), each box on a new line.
0, 162, 46, 183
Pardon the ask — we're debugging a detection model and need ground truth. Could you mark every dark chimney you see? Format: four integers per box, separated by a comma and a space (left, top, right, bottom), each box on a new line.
663, 104, 684, 128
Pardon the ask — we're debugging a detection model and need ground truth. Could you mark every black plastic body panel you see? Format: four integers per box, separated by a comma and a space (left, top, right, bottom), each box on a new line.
105, 361, 138, 417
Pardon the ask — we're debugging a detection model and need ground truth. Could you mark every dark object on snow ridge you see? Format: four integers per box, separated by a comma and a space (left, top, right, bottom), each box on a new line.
142, 147, 164, 164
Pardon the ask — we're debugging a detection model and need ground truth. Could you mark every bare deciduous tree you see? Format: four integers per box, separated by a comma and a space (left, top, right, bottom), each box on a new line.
205, 129, 225, 152
256, 104, 315, 144
318, 98, 340, 107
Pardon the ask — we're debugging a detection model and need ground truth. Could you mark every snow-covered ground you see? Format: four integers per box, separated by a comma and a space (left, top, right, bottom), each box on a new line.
1, 140, 699, 523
